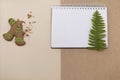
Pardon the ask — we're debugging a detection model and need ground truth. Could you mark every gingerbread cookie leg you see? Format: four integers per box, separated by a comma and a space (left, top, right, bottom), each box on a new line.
3, 18, 16, 41
15, 31, 26, 46
15, 37, 25, 46
14, 20, 26, 46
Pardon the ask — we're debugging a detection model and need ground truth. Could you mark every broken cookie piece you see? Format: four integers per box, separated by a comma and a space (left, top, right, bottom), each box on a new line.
3, 18, 26, 46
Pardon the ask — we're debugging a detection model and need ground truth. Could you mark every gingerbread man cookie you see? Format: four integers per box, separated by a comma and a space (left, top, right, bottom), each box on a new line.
3, 18, 26, 46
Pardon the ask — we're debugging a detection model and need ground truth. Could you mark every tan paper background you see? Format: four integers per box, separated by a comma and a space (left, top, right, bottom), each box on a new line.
61, 0, 120, 80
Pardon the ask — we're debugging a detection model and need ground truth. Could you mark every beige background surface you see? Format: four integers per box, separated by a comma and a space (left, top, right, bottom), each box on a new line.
0, 0, 60, 80
61, 0, 120, 80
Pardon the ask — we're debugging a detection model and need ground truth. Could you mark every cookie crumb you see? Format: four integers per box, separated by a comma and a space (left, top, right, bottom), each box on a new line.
30, 11, 32, 13
25, 11, 36, 37
32, 21, 36, 24
29, 22, 32, 25
26, 34, 29, 36
27, 14, 32, 19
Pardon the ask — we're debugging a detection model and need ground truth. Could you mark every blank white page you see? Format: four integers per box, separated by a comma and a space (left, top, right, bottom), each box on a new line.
51, 6, 108, 48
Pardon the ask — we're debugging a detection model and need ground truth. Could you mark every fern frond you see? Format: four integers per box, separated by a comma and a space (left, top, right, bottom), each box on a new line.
88, 10, 106, 51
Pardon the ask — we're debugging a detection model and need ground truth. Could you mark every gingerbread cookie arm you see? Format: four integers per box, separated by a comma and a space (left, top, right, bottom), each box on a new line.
9, 18, 16, 26
3, 18, 16, 41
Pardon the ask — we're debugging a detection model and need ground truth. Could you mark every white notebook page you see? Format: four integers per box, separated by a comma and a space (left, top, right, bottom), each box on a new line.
51, 6, 108, 48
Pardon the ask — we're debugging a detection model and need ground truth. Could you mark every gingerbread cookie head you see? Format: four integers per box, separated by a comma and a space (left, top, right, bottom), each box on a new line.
3, 18, 26, 46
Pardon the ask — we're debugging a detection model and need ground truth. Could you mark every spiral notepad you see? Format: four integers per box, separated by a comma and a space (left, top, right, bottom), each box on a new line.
51, 5, 108, 48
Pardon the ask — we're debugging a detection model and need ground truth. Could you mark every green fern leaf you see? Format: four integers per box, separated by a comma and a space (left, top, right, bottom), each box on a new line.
88, 10, 106, 51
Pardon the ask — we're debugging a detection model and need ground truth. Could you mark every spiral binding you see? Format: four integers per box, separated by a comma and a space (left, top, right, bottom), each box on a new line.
52, 4, 106, 10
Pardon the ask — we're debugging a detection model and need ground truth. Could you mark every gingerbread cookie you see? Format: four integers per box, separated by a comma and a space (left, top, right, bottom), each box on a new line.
3, 18, 26, 46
